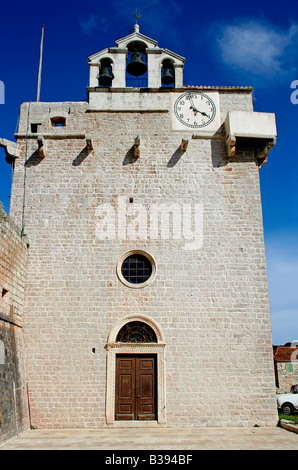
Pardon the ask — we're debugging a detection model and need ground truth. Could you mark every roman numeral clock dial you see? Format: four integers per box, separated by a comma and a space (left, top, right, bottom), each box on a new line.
174, 92, 217, 128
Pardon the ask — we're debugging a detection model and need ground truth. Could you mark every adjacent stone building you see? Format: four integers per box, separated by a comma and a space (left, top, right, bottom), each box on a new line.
1, 25, 278, 429
274, 346, 298, 394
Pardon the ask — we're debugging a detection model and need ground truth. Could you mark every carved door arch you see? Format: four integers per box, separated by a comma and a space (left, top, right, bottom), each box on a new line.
105, 315, 166, 425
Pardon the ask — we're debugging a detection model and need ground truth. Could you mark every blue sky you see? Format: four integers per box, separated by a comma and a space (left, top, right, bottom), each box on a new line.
0, 0, 297, 345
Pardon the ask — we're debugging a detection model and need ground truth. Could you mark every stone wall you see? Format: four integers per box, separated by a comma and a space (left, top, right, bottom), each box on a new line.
8, 90, 278, 428
276, 363, 298, 394
0, 204, 29, 443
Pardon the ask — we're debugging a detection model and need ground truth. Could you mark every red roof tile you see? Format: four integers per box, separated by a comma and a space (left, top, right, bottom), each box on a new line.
183, 85, 254, 91
273, 346, 298, 362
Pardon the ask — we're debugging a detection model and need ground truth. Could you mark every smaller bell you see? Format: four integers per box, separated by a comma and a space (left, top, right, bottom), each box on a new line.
98, 67, 114, 87
162, 68, 174, 85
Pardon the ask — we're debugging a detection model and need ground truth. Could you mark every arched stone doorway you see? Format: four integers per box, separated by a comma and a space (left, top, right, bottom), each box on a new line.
105, 315, 166, 425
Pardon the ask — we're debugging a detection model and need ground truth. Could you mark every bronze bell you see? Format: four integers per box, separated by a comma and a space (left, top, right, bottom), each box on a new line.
126, 52, 147, 77
162, 68, 174, 85
98, 67, 114, 87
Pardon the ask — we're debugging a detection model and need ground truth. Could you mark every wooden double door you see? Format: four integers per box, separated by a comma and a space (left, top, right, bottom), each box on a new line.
115, 354, 157, 421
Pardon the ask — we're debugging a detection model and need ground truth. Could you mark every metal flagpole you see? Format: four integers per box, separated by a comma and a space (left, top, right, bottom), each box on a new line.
36, 25, 44, 102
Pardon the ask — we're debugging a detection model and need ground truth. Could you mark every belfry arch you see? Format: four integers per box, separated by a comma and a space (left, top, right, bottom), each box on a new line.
105, 315, 166, 425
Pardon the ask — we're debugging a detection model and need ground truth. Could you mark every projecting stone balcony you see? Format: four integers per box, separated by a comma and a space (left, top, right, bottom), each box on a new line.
225, 110, 277, 164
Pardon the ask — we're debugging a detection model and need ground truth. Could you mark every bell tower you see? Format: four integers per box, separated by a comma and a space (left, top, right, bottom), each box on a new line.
2, 22, 279, 431
87, 24, 185, 95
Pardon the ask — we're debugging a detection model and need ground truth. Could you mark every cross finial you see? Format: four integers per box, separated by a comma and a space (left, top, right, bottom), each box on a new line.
134, 8, 142, 25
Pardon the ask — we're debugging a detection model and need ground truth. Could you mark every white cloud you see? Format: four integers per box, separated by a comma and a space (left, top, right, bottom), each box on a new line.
79, 15, 97, 35
79, 14, 109, 36
217, 20, 298, 80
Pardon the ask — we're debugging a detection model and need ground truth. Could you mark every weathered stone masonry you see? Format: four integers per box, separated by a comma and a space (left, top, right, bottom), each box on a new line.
0, 205, 29, 443
9, 94, 278, 427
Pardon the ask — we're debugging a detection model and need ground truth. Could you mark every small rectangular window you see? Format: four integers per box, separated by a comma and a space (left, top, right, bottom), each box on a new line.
287, 363, 294, 373
31, 123, 41, 133
51, 117, 66, 127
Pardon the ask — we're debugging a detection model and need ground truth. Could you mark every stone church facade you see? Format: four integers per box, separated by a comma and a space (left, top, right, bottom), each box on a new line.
1, 26, 278, 431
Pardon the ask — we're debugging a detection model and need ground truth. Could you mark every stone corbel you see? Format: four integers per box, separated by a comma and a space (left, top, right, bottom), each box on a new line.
226, 134, 236, 158
86, 135, 93, 150
181, 139, 188, 152
255, 137, 276, 167
0, 138, 21, 163
37, 136, 47, 158
134, 136, 140, 158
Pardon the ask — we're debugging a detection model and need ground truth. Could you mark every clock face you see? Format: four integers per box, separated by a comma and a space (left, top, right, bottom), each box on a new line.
174, 92, 217, 128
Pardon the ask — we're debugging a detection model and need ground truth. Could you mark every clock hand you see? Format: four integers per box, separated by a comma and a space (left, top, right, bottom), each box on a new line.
199, 111, 210, 118
188, 94, 196, 109
190, 106, 210, 118
187, 94, 211, 118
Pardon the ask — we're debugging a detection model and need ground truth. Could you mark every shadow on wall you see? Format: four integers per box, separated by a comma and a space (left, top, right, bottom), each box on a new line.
72, 146, 93, 166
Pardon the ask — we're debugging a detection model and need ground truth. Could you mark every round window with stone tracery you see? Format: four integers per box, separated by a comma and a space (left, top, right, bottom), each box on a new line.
117, 250, 156, 288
